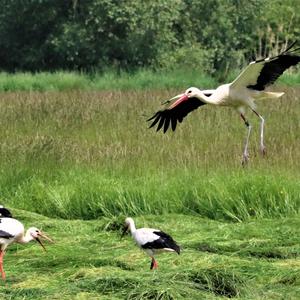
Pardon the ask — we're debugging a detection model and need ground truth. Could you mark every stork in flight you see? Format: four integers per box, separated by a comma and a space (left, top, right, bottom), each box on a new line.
147, 42, 300, 165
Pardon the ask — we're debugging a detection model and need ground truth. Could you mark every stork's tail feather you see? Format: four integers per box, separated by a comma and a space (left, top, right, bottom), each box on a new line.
257, 91, 285, 100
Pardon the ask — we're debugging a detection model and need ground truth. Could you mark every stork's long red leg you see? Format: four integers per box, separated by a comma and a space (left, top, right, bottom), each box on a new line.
240, 114, 252, 166
150, 257, 158, 270
0, 251, 6, 280
252, 109, 266, 155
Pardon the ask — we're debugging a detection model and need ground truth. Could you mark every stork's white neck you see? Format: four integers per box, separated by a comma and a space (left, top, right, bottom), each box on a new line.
128, 219, 136, 234
18, 230, 34, 244
195, 91, 219, 105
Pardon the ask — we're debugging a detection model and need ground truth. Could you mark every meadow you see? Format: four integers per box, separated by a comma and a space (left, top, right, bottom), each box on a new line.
0, 74, 299, 299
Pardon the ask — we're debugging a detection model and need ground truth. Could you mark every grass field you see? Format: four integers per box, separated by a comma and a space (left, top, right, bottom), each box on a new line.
0, 82, 299, 298
0, 69, 299, 92
0, 210, 299, 299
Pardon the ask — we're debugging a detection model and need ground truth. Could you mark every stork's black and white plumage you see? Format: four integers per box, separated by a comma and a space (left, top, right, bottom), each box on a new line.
148, 42, 300, 165
0, 206, 13, 218
0, 215, 53, 280
122, 217, 180, 270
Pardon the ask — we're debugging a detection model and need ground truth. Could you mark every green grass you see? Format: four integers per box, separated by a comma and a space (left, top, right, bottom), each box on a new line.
0, 87, 299, 220
0, 210, 299, 299
0, 84, 299, 298
0, 69, 299, 92
1, 169, 299, 221
0, 70, 217, 92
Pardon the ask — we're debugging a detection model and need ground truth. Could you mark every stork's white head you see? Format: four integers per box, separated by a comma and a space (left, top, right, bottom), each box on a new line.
122, 217, 135, 237
27, 227, 53, 251
125, 217, 134, 226
184, 87, 202, 98
163, 87, 202, 106
28, 227, 42, 239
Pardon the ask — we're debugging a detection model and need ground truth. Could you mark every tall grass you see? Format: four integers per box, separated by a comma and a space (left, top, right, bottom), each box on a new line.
0, 87, 299, 220
2, 168, 299, 221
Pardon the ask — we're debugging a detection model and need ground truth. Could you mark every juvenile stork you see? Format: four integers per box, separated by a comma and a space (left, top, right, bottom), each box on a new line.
122, 217, 180, 270
148, 42, 300, 165
0, 215, 53, 280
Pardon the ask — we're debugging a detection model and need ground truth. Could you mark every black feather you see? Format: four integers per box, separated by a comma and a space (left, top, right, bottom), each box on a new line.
248, 43, 300, 91
0, 229, 14, 239
147, 97, 206, 133
171, 116, 177, 131
0, 207, 12, 218
156, 116, 165, 132
141, 230, 180, 254
163, 115, 171, 133
148, 113, 160, 128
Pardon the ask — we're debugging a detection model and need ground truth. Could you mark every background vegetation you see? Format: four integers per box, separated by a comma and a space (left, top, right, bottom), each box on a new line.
0, 70, 299, 92
0, 0, 299, 78
0, 1, 299, 299
0, 87, 299, 221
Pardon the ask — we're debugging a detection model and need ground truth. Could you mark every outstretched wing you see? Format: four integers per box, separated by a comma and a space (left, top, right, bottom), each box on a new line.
147, 97, 206, 133
231, 42, 300, 91
142, 230, 180, 254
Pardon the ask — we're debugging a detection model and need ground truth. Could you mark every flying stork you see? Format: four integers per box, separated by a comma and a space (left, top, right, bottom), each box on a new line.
122, 217, 180, 270
147, 42, 300, 164
0, 212, 53, 280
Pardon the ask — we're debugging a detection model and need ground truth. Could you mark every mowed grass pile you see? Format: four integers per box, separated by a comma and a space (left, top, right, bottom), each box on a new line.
0, 87, 299, 220
0, 210, 299, 299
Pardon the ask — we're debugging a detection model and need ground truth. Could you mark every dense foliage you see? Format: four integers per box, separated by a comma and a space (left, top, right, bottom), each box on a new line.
0, 0, 299, 74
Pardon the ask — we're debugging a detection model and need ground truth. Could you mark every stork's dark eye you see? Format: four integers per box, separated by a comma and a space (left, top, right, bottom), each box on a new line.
36, 230, 39, 233
188, 90, 192, 93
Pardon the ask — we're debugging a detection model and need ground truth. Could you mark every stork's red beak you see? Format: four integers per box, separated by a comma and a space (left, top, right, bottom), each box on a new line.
36, 232, 54, 251
169, 94, 189, 109
161, 93, 184, 105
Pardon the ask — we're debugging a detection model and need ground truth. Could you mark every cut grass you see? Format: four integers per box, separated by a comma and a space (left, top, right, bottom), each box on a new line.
0, 210, 299, 299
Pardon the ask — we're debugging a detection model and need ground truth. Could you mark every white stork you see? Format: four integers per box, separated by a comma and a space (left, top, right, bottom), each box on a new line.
0, 212, 53, 280
148, 42, 300, 165
0, 206, 13, 218
122, 217, 180, 270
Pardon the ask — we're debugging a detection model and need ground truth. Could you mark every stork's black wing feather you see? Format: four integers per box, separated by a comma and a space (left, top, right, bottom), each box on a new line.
248, 43, 300, 91
147, 97, 206, 133
0, 207, 13, 218
141, 230, 180, 254
0, 229, 14, 239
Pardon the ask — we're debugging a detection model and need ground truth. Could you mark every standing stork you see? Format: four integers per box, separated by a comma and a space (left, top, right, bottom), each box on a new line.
122, 217, 180, 270
147, 42, 300, 165
0, 215, 53, 280
0, 206, 13, 218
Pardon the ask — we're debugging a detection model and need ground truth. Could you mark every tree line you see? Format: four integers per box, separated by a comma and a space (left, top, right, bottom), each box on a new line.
0, 0, 299, 76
